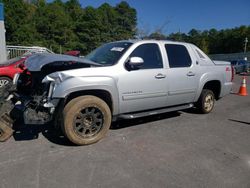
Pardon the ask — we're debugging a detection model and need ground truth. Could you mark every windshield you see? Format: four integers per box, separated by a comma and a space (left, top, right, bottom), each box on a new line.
85, 42, 133, 65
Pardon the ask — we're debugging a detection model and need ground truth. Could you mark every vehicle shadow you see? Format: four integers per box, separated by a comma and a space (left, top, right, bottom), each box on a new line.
11, 111, 181, 146
181, 108, 202, 114
228, 119, 250, 125
111, 111, 181, 129
12, 120, 75, 146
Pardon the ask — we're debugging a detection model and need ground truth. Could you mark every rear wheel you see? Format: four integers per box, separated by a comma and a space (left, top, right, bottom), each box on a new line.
0, 77, 12, 88
196, 89, 215, 114
62, 96, 111, 145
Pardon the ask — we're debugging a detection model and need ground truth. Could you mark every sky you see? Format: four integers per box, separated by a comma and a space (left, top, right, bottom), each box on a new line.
50, 0, 250, 34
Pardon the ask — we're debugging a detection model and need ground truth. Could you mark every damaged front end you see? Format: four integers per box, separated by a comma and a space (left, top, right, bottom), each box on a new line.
0, 53, 97, 142
0, 73, 58, 141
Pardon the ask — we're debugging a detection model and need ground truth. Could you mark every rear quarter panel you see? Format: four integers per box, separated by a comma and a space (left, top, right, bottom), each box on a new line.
194, 63, 232, 101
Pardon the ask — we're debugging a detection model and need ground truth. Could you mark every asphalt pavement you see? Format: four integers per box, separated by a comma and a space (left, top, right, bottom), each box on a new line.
0, 75, 250, 188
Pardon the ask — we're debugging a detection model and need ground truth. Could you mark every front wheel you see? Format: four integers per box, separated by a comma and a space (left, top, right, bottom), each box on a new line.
196, 89, 215, 114
62, 96, 111, 145
0, 77, 12, 88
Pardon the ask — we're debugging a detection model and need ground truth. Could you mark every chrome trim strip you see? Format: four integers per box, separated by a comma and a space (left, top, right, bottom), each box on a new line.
122, 92, 167, 101
168, 89, 196, 96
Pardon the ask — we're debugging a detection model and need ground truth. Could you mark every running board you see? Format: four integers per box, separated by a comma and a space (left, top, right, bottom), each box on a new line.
118, 103, 193, 119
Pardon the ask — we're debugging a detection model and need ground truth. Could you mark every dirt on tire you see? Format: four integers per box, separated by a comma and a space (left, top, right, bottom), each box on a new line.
62, 95, 112, 145
196, 89, 215, 114
0, 85, 13, 114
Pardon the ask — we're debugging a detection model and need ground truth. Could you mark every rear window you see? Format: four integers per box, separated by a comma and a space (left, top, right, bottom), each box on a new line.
165, 44, 192, 68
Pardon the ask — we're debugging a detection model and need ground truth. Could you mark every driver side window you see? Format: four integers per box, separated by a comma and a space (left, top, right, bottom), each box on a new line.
130, 43, 163, 69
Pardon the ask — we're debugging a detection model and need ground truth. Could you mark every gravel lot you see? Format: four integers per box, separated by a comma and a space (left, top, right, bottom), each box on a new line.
0, 75, 249, 188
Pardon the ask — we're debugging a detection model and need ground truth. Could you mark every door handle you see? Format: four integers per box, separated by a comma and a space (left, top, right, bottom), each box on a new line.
187, 71, 195, 76
155, 73, 166, 79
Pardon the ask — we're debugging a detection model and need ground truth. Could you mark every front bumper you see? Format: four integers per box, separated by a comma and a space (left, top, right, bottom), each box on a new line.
0, 91, 60, 142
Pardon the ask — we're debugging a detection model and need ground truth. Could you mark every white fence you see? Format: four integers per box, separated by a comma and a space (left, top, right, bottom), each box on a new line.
6, 45, 53, 59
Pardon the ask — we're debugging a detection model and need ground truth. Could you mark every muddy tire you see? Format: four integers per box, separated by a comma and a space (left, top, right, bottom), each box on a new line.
196, 89, 215, 114
0, 77, 12, 88
0, 125, 13, 142
0, 113, 14, 142
0, 129, 13, 142
62, 96, 111, 145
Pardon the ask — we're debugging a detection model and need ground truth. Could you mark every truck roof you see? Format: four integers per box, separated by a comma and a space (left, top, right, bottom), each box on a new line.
114, 39, 191, 46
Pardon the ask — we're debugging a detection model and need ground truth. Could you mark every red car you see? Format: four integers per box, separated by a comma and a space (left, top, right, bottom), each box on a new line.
0, 51, 80, 88
0, 56, 27, 88
64, 50, 80, 57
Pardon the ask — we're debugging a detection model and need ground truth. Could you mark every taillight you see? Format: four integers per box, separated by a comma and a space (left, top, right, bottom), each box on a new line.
226, 66, 234, 82
231, 65, 234, 81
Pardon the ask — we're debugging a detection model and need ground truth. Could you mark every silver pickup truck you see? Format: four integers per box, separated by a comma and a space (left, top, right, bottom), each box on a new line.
0, 40, 233, 145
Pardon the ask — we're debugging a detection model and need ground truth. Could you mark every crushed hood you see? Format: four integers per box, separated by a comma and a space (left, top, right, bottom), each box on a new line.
25, 53, 101, 71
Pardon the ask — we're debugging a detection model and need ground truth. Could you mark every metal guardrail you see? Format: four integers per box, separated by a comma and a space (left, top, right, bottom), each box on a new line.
6, 45, 53, 59
209, 52, 250, 61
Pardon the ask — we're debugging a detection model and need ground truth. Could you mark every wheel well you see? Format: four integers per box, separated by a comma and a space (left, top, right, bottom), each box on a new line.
64, 90, 113, 113
203, 80, 221, 100
0, 76, 12, 80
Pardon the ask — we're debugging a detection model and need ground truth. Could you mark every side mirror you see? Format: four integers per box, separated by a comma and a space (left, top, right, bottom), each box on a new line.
127, 57, 144, 70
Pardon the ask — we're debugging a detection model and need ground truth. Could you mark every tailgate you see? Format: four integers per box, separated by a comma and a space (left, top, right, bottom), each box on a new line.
213, 60, 231, 66
213, 60, 233, 82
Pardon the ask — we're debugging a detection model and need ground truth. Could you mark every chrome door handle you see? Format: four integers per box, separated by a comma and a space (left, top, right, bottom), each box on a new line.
187, 72, 195, 76
155, 73, 166, 79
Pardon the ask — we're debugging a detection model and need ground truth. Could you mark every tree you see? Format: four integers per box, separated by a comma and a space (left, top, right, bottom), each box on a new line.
3, 0, 248, 55
147, 32, 167, 40
3, 0, 33, 44
168, 32, 188, 42
97, 3, 117, 42
114, 1, 137, 40
74, 6, 102, 54
2, 0, 138, 54
33, 0, 77, 52
64, 0, 82, 21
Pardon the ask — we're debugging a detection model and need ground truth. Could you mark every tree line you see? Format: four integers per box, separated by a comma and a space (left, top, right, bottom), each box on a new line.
1, 0, 249, 55
147, 26, 250, 54
1, 0, 136, 54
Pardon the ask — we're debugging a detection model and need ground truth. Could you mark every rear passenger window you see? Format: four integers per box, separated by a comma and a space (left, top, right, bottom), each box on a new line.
165, 44, 192, 68
130, 43, 163, 69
